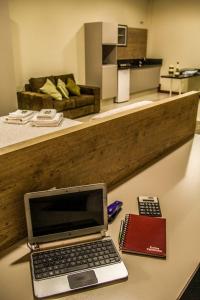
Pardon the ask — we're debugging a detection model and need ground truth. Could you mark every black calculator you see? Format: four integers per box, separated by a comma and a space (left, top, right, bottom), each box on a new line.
138, 196, 162, 217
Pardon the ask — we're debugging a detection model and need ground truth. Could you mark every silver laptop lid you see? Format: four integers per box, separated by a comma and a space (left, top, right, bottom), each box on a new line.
24, 183, 107, 245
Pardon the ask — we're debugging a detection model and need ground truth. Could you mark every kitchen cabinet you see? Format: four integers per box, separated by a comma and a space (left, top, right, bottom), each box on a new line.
102, 22, 118, 44
102, 65, 117, 100
117, 25, 127, 46
85, 22, 118, 100
130, 66, 161, 94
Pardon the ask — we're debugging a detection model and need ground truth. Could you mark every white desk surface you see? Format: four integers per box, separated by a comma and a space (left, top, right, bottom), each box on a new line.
1, 135, 200, 300
0, 117, 82, 149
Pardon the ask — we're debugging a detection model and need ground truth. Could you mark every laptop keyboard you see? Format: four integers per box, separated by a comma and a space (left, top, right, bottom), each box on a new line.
32, 239, 121, 280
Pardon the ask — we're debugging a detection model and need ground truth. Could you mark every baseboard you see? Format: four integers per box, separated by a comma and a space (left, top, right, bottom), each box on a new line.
157, 83, 179, 95
159, 90, 179, 95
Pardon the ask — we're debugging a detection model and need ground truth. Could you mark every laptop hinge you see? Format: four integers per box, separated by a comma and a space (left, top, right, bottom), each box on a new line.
27, 242, 40, 252
101, 229, 107, 237
28, 233, 110, 252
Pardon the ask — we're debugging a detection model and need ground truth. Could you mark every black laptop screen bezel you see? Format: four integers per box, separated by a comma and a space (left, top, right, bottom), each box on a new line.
24, 183, 107, 244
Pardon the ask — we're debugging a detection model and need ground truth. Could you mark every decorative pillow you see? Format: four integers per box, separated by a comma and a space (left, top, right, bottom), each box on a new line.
29, 76, 56, 92
40, 79, 62, 100
57, 78, 69, 99
66, 78, 81, 96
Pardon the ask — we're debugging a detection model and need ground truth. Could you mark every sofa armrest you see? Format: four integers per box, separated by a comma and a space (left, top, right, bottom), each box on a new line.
25, 84, 32, 91
78, 84, 99, 95
78, 85, 100, 113
17, 91, 54, 111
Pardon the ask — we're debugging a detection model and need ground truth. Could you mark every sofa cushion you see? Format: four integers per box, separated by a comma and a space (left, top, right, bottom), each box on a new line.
73, 94, 95, 108
66, 78, 81, 96
40, 79, 62, 100
57, 79, 69, 99
53, 98, 76, 111
54, 74, 75, 85
29, 76, 56, 92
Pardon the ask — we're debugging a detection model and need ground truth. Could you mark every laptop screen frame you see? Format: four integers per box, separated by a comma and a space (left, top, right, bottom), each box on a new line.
24, 183, 108, 245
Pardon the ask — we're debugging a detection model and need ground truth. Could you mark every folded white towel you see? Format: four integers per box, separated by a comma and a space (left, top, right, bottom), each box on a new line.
37, 109, 57, 120
9, 109, 34, 119
31, 112, 63, 127
4, 113, 34, 124
3, 116, 31, 125
182, 70, 198, 76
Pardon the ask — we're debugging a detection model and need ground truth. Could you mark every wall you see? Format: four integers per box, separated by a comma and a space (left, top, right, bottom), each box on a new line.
147, 0, 200, 92
5, 0, 200, 107
0, 0, 17, 116
9, 0, 149, 90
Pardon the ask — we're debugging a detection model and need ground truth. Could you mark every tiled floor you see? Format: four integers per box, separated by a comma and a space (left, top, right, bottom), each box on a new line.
77, 90, 200, 124
101, 89, 168, 111
77, 89, 169, 122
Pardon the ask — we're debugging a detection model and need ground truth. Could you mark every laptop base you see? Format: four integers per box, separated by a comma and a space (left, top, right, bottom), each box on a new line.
33, 262, 128, 298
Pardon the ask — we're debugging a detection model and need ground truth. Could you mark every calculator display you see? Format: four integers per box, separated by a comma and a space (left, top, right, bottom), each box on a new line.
143, 199, 154, 202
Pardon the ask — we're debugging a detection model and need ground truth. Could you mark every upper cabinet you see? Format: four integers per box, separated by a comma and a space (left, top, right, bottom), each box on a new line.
102, 22, 118, 45
117, 28, 147, 59
118, 25, 127, 47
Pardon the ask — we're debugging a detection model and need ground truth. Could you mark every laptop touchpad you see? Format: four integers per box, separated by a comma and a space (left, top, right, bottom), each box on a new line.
68, 270, 98, 289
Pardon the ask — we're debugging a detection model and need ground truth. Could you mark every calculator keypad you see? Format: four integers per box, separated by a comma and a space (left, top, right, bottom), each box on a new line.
138, 198, 162, 217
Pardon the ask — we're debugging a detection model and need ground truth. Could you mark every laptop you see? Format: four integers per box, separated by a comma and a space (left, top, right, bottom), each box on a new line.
24, 183, 128, 298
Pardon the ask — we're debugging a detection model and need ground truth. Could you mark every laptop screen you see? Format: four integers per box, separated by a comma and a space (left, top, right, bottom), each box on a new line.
24, 184, 107, 244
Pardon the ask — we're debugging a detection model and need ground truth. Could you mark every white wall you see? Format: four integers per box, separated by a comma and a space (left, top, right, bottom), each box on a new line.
0, 0, 17, 116
147, 0, 200, 92
4, 0, 200, 111
9, 0, 149, 90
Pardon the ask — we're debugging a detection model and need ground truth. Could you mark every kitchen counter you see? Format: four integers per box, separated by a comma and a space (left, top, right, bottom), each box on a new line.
161, 72, 200, 79
117, 58, 162, 70
161, 70, 200, 96
117, 58, 162, 96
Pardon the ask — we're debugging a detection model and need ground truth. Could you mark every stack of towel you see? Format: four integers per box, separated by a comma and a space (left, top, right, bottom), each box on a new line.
3, 109, 63, 127
4, 110, 34, 124
31, 109, 63, 127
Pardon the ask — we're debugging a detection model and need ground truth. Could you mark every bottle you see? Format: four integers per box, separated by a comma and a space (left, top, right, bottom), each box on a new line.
168, 65, 174, 76
175, 62, 180, 76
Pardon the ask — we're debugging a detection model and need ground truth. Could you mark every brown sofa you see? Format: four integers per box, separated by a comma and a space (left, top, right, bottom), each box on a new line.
17, 73, 100, 119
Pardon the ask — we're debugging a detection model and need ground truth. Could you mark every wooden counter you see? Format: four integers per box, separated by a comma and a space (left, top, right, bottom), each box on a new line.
0, 91, 199, 251
1, 135, 200, 300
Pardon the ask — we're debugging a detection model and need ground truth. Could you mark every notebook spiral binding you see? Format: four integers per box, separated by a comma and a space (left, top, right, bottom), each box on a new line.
119, 214, 130, 249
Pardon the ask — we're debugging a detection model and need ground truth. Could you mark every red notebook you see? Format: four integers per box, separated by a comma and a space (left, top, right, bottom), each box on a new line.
120, 214, 166, 258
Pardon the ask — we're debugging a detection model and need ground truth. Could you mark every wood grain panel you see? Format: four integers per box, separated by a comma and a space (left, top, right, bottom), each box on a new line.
117, 27, 147, 59
0, 92, 199, 252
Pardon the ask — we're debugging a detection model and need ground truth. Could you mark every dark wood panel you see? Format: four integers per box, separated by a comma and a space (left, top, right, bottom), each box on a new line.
117, 27, 147, 59
0, 92, 199, 252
